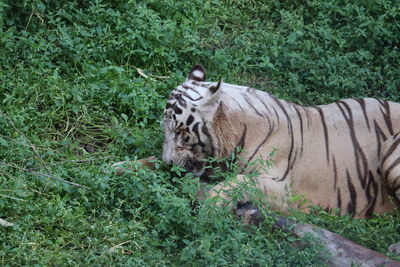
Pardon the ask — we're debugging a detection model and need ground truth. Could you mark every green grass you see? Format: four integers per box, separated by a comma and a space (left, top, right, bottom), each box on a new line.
0, 0, 399, 265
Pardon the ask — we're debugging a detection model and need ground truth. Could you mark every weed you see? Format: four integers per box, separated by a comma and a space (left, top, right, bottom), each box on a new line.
0, 0, 399, 265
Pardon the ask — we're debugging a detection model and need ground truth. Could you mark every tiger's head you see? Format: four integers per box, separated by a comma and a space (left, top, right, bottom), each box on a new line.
162, 65, 224, 176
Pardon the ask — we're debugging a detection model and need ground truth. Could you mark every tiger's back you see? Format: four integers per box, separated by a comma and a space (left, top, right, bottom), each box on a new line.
289, 98, 400, 217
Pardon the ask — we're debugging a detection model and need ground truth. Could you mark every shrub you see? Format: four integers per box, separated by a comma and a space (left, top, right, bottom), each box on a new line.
0, 0, 399, 265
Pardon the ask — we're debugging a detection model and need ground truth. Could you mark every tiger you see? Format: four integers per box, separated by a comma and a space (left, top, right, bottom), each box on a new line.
162, 64, 400, 216
162, 65, 400, 254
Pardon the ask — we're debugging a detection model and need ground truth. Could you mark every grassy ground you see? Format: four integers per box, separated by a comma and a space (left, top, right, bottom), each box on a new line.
1, 0, 399, 266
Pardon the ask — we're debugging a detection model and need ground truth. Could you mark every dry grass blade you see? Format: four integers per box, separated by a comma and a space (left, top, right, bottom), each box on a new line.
135, 67, 148, 78
27, 156, 114, 171
0, 162, 90, 189
105, 241, 131, 254
0, 218, 14, 227
0, 193, 27, 202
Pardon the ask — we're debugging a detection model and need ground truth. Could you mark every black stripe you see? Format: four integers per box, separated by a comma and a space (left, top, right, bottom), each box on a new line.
257, 93, 273, 115
293, 105, 304, 156
186, 114, 194, 126
384, 155, 400, 179
337, 188, 342, 212
378, 100, 394, 135
237, 124, 247, 149
183, 92, 203, 102
174, 89, 185, 94
302, 107, 312, 129
336, 101, 368, 188
179, 86, 203, 101
364, 171, 378, 217
373, 120, 387, 156
313, 106, 330, 163
192, 122, 205, 149
265, 115, 274, 132
289, 148, 298, 170
242, 93, 263, 117
273, 98, 293, 134
333, 156, 338, 190
271, 106, 280, 125
232, 98, 245, 112
187, 87, 201, 94
176, 96, 187, 108
273, 98, 295, 182
346, 170, 357, 216
192, 81, 209, 87
201, 119, 215, 157
247, 123, 274, 163
381, 137, 400, 166
172, 104, 183, 114
354, 98, 370, 130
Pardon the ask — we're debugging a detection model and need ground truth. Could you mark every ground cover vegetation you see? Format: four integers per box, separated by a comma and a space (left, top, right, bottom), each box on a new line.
1, 0, 400, 265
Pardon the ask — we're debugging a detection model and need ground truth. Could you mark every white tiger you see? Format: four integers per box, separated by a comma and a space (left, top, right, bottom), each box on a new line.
162, 65, 400, 254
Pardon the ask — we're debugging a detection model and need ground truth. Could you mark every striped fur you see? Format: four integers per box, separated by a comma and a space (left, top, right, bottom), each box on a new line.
162, 65, 400, 218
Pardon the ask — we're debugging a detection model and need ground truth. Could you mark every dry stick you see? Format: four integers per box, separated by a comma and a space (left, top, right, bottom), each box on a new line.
0, 162, 90, 189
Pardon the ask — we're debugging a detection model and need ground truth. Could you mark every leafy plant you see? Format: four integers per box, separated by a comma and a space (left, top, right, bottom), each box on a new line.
0, 0, 399, 265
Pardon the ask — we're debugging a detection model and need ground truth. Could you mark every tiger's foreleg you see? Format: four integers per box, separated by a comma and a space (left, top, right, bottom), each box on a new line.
207, 174, 291, 214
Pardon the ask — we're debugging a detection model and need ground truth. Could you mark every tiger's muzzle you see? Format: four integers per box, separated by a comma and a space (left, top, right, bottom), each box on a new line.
182, 157, 204, 176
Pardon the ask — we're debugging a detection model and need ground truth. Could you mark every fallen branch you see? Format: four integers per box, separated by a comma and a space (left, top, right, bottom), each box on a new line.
293, 223, 400, 267
236, 203, 400, 267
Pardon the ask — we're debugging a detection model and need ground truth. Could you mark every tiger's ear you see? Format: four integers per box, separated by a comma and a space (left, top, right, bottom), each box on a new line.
203, 78, 223, 106
188, 64, 206, 82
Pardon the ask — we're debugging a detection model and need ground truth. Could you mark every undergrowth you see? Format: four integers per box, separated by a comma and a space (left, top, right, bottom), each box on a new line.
0, 0, 399, 266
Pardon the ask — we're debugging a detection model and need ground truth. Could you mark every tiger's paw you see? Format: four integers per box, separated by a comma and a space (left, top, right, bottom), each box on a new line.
388, 242, 400, 255
112, 156, 157, 175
